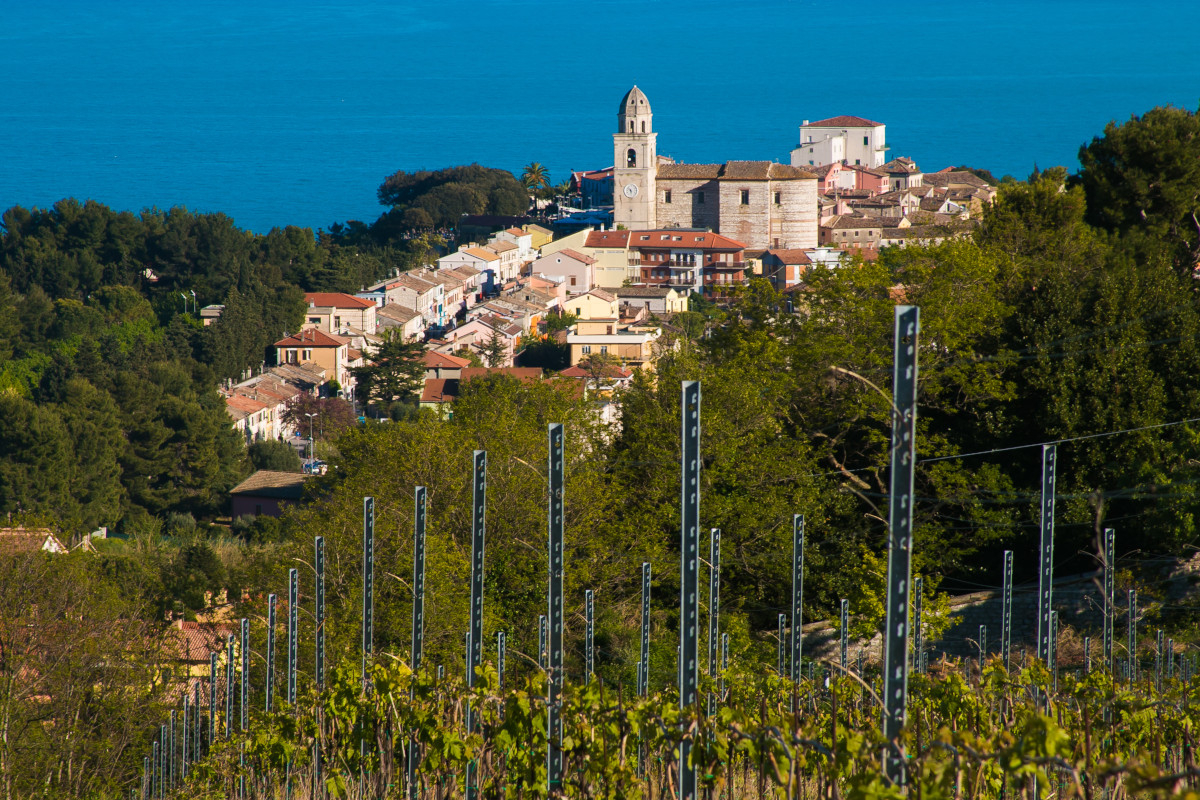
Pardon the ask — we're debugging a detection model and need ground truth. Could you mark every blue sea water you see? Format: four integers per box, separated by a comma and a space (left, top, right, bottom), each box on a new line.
2, 0, 1199, 235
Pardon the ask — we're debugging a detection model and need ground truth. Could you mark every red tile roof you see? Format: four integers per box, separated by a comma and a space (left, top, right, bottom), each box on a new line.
558, 364, 633, 379
556, 248, 598, 265
423, 351, 472, 369
629, 230, 747, 251
421, 378, 459, 403
584, 230, 632, 248
805, 115, 883, 128
305, 292, 375, 309
274, 328, 345, 348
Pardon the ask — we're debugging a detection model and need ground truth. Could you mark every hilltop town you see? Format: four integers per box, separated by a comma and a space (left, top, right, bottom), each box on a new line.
220, 87, 998, 455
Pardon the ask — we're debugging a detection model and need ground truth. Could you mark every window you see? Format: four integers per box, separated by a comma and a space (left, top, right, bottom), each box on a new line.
581, 345, 591, 355
740, 189, 750, 205
308, 316, 320, 324
855, 159, 861, 165
640, 235, 650, 240
664, 190, 672, 204
600, 346, 608, 354
863, 135, 869, 146
570, 276, 576, 286
697, 191, 705, 204
302, 349, 312, 360
774, 192, 781, 205
334, 316, 341, 328
627, 148, 637, 168
641, 121, 646, 133
285, 349, 298, 364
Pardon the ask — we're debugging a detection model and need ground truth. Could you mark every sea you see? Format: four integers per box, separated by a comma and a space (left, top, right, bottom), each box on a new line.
2, 0, 1199, 236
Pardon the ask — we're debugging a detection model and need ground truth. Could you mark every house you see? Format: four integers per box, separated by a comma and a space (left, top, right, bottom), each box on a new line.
438, 247, 502, 294
790, 115, 887, 168
525, 248, 597, 294
423, 350, 472, 380
557, 362, 634, 395
522, 224, 555, 249
571, 168, 615, 207
384, 273, 447, 329
567, 320, 661, 370
492, 227, 536, 263
483, 240, 523, 283
225, 394, 273, 443
199, 305, 225, 326
376, 303, 425, 340
820, 215, 910, 249
563, 288, 619, 320
0, 526, 68, 555
273, 328, 354, 396
168, 620, 235, 685
303, 292, 377, 335
760, 249, 813, 291
627, 230, 749, 293
440, 316, 521, 366
880, 158, 923, 192
229, 470, 309, 519
615, 286, 689, 315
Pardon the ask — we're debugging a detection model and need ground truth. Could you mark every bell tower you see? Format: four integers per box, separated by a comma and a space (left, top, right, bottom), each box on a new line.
613, 86, 657, 230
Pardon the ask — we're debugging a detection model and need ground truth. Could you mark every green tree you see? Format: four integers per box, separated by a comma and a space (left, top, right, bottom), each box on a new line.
1075, 103, 1200, 269
247, 439, 303, 472
480, 327, 509, 367
521, 161, 550, 191
351, 329, 426, 408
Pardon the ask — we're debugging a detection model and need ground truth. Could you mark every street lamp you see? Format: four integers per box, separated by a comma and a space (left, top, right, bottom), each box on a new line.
190, 290, 197, 313
304, 412, 317, 461
180, 292, 188, 314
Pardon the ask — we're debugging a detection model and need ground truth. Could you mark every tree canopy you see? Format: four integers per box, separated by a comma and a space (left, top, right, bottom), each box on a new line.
376, 164, 529, 228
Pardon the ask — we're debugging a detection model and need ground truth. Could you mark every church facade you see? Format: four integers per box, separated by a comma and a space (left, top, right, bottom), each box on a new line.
612, 86, 819, 250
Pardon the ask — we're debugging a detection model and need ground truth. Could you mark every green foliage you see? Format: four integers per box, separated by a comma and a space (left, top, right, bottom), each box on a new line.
1075, 103, 1200, 268
375, 164, 530, 228
247, 438, 303, 472
350, 329, 426, 408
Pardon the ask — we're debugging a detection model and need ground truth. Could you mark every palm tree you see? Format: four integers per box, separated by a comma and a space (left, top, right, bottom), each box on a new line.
521, 162, 550, 192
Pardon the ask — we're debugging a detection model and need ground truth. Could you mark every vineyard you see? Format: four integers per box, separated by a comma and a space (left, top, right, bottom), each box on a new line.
137, 307, 1200, 800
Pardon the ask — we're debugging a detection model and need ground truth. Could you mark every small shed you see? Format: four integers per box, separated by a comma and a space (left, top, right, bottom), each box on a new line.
229, 470, 309, 518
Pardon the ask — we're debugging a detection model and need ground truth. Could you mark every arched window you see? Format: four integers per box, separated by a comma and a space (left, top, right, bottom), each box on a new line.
627, 148, 637, 168
641, 121, 646, 133
629, 121, 634, 132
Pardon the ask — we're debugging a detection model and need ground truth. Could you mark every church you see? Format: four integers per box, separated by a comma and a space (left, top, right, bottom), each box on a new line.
612, 86, 819, 250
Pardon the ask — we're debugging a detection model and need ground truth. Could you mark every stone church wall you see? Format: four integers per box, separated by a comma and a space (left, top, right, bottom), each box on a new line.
656, 178, 720, 231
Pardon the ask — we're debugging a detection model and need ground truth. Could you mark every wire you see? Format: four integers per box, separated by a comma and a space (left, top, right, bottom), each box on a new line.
918, 416, 1200, 464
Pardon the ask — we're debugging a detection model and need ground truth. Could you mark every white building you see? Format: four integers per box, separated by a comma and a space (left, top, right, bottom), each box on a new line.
790, 116, 887, 168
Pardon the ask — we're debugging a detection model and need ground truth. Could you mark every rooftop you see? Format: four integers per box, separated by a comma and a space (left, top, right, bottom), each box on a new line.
229, 470, 309, 499
805, 115, 883, 128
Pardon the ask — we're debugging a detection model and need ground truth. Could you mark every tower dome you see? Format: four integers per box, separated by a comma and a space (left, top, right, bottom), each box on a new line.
617, 86, 653, 134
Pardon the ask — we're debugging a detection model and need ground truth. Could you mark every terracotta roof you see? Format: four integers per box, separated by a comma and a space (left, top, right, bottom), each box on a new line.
829, 216, 906, 230
275, 328, 345, 348
393, 273, 439, 292
460, 247, 501, 262
763, 249, 814, 264
718, 161, 816, 180
587, 288, 617, 302
230, 470, 308, 499
805, 115, 883, 128
656, 161, 816, 181
226, 395, 268, 414
449, 265, 481, 278
630, 230, 747, 251
305, 292, 374, 310
559, 364, 633, 380
524, 224, 554, 235
922, 170, 993, 189
504, 227, 526, 236
487, 241, 518, 253
423, 351, 471, 369
616, 286, 675, 298
421, 378, 459, 403
169, 621, 235, 663
460, 367, 542, 382
845, 163, 888, 177
0, 527, 66, 554
584, 230, 632, 248
657, 163, 722, 180
377, 304, 420, 323
803, 163, 840, 179
881, 157, 921, 175
555, 248, 598, 265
